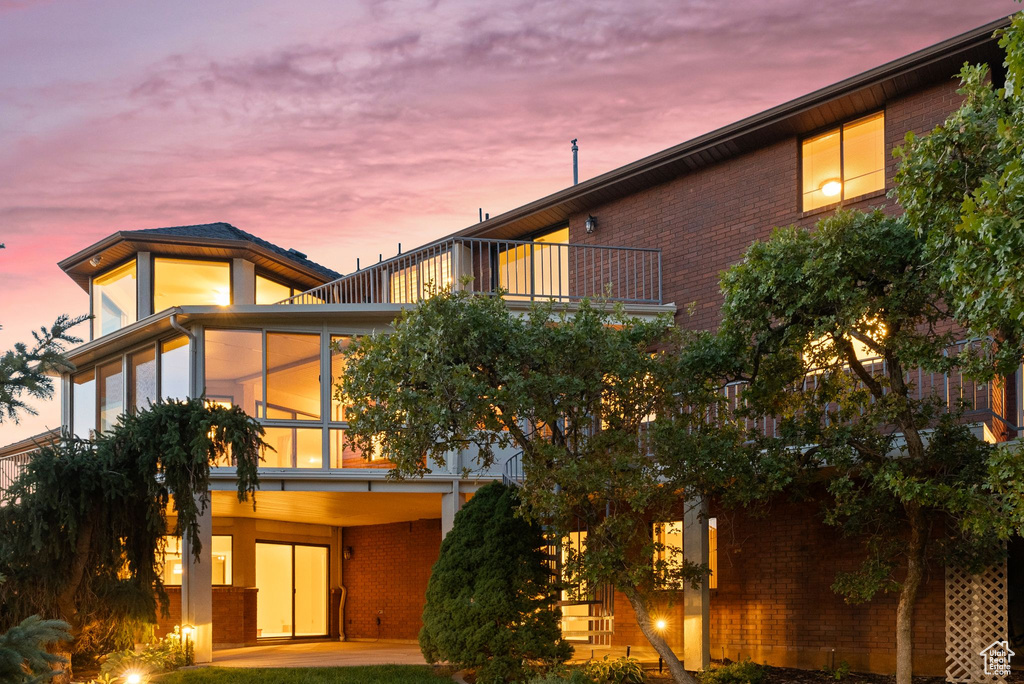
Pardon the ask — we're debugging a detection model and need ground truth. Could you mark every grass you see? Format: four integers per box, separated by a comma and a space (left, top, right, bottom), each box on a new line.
156, 665, 455, 683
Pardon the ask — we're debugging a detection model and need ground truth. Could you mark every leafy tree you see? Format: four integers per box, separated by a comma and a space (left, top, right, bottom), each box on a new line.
0, 314, 87, 424
342, 291, 742, 684
714, 209, 1024, 684
0, 615, 72, 684
0, 399, 265, 677
894, 8, 1024, 373
419, 481, 570, 682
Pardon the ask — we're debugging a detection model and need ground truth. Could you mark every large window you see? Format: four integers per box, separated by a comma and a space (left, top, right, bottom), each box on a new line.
266, 333, 320, 420
92, 259, 137, 338
802, 112, 884, 211
160, 336, 190, 400
255, 275, 294, 305
129, 347, 157, 414
97, 360, 124, 434
498, 227, 569, 300
204, 330, 262, 416
652, 519, 718, 590
161, 535, 233, 585
153, 258, 231, 312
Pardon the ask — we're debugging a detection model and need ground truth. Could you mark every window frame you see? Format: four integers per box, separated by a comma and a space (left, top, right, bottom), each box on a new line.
799, 110, 885, 212
89, 256, 140, 341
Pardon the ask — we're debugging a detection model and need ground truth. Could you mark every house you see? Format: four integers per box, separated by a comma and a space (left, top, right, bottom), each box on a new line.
1, 14, 1019, 679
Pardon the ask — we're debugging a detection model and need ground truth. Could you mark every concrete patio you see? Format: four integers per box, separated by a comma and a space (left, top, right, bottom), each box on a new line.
211, 640, 427, 668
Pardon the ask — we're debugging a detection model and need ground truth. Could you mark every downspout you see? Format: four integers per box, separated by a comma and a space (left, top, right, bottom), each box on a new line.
169, 311, 193, 342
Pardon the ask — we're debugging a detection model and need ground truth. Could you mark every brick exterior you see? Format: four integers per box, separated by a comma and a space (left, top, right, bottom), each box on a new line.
341, 518, 442, 640
156, 586, 258, 647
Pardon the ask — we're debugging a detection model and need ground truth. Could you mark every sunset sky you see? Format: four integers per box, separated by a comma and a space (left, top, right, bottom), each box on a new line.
0, 0, 1015, 443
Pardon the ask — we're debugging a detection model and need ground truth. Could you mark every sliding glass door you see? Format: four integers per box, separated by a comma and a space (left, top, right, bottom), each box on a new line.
255, 542, 328, 638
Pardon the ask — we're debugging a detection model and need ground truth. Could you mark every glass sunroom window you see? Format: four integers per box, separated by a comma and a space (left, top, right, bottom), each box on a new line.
256, 275, 293, 305
204, 330, 262, 416
801, 112, 884, 211
263, 426, 322, 468
92, 259, 137, 338
129, 347, 157, 413
153, 258, 231, 312
160, 336, 190, 401
266, 333, 320, 420
97, 359, 124, 433
72, 370, 96, 438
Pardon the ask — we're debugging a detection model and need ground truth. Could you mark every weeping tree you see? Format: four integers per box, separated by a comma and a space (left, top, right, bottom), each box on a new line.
714, 209, 1024, 684
341, 291, 746, 684
0, 399, 265, 678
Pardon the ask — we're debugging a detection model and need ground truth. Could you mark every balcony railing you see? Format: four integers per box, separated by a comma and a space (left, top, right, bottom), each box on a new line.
0, 451, 33, 503
278, 237, 662, 306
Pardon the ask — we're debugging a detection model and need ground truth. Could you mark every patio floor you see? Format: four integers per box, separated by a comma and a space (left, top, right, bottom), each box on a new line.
211, 640, 427, 668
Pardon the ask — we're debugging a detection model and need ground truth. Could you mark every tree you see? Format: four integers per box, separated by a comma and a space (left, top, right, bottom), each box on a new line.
419, 481, 570, 683
714, 209, 1024, 684
0, 615, 72, 684
893, 8, 1024, 373
0, 314, 87, 424
341, 291, 742, 684
0, 399, 265, 678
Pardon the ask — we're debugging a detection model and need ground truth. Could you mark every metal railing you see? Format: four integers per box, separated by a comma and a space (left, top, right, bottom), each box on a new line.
278, 236, 662, 306
0, 452, 33, 503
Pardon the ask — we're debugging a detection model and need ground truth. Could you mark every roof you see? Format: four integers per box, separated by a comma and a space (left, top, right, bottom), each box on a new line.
128, 223, 341, 280
59, 222, 341, 291
452, 15, 1013, 241
0, 428, 59, 459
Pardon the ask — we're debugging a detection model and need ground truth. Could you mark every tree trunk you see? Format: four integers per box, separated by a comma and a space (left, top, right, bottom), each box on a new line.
895, 509, 926, 684
623, 587, 698, 684
50, 646, 73, 684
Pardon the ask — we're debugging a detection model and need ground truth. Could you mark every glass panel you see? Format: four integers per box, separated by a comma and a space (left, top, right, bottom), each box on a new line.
92, 259, 137, 338
266, 333, 320, 420
97, 359, 124, 433
330, 429, 391, 469
801, 128, 842, 211
160, 336, 190, 401
129, 347, 157, 414
294, 545, 328, 636
560, 530, 588, 640
204, 330, 262, 416
256, 543, 293, 638
498, 243, 533, 300
330, 336, 353, 422
653, 520, 684, 589
389, 252, 452, 303
842, 112, 885, 200
161, 535, 232, 585
256, 275, 293, 305
708, 517, 718, 590
153, 258, 231, 311
262, 427, 322, 468
72, 370, 96, 438
533, 227, 569, 299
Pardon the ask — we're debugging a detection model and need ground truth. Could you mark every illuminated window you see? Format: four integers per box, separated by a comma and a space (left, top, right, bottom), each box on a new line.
266, 333, 320, 420
653, 519, 718, 590
129, 347, 157, 414
256, 275, 293, 305
802, 112, 884, 211
97, 359, 124, 433
72, 370, 96, 438
162, 535, 233, 585
329, 429, 389, 469
330, 336, 353, 422
92, 260, 137, 338
498, 227, 569, 300
389, 252, 452, 303
153, 258, 231, 311
263, 426, 322, 468
160, 336, 190, 401
204, 330, 262, 416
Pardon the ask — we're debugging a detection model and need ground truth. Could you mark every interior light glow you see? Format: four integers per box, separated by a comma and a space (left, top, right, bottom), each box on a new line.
172, 564, 182, 575
820, 179, 842, 197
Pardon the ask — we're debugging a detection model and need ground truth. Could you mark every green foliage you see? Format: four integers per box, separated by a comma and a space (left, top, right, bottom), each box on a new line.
100, 628, 193, 677
0, 399, 265, 662
0, 314, 86, 423
419, 482, 570, 683
894, 8, 1024, 375
697, 660, 765, 684
820, 660, 851, 681
0, 615, 72, 684
529, 657, 645, 684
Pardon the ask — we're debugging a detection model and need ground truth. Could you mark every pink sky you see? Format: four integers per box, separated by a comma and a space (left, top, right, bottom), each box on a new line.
0, 0, 1015, 444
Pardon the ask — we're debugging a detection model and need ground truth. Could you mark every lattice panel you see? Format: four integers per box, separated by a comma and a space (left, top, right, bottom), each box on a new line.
946, 562, 1008, 682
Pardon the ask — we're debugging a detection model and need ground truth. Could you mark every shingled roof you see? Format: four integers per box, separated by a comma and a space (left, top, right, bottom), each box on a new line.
127, 222, 340, 280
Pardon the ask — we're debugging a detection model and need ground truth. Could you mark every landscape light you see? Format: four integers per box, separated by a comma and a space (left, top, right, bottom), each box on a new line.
124, 673, 143, 684
655, 618, 667, 631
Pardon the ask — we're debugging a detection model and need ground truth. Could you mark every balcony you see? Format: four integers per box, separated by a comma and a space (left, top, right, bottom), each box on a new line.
277, 237, 662, 306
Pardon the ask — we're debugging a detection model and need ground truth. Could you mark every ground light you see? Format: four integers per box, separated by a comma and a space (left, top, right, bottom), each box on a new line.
123, 673, 143, 684
654, 618, 667, 673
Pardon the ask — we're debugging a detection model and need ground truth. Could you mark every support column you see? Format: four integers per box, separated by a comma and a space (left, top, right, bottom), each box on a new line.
441, 480, 462, 539
181, 497, 213, 663
683, 498, 710, 671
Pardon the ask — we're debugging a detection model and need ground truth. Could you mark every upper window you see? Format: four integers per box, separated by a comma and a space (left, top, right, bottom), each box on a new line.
153, 258, 231, 312
498, 226, 569, 300
256, 275, 294, 305
92, 259, 137, 338
801, 112, 884, 211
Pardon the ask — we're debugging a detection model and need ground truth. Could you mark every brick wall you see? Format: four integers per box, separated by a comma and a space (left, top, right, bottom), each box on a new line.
156, 586, 258, 647
341, 518, 442, 640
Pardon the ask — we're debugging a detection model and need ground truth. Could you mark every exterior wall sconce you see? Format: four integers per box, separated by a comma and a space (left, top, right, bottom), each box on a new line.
585, 215, 597, 234
343, 546, 354, 560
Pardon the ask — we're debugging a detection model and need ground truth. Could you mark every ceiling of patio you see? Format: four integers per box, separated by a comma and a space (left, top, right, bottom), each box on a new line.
209, 490, 442, 527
